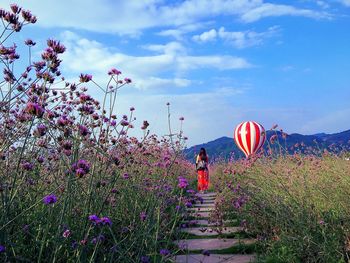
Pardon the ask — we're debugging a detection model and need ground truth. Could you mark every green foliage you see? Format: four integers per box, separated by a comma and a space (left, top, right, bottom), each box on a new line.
212, 154, 350, 263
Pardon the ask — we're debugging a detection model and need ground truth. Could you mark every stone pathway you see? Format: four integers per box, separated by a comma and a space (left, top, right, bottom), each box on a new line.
174, 192, 256, 263
180, 227, 243, 236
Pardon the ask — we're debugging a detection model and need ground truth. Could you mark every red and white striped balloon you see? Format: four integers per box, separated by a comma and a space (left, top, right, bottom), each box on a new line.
234, 121, 266, 158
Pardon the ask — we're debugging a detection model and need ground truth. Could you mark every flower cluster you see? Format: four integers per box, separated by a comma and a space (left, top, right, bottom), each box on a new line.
0, 4, 192, 261
71, 159, 91, 178
43, 194, 58, 205
88, 215, 112, 226
178, 176, 189, 189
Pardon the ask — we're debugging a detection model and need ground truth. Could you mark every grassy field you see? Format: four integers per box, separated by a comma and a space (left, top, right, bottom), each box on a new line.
212, 153, 350, 262
0, 4, 198, 262
1, 4, 350, 262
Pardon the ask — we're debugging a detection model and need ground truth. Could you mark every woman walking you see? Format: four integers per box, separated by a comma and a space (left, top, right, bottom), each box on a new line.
196, 148, 209, 193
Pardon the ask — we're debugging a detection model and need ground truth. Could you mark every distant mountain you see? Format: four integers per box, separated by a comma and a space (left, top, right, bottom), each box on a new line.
184, 129, 350, 162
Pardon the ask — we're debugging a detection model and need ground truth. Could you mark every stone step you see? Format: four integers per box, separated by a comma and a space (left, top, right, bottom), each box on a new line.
194, 203, 215, 208
182, 220, 219, 227
182, 220, 238, 227
188, 207, 215, 212
196, 201, 215, 206
196, 193, 217, 198
181, 227, 243, 236
174, 254, 255, 263
191, 211, 211, 218
175, 238, 255, 251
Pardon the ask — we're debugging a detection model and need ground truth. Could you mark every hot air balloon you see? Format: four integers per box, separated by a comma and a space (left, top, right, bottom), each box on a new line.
234, 121, 266, 158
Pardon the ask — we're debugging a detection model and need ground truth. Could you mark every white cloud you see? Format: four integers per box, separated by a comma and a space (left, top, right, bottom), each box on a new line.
157, 23, 211, 40
60, 31, 251, 90
177, 55, 251, 70
0, 0, 330, 35
338, 0, 350, 6
316, 1, 330, 9
192, 29, 217, 42
142, 42, 187, 55
192, 26, 279, 48
240, 3, 330, 22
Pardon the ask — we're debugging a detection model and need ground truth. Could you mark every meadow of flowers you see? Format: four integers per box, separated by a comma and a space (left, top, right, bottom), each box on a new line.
212, 142, 350, 262
0, 4, 197, 262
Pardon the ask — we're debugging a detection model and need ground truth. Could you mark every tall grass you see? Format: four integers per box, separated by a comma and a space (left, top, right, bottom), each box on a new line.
0, 4, 196, 262
212, 148, 350, 262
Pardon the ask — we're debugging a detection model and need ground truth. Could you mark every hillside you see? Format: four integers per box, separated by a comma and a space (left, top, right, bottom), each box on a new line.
184, 129, 350, 161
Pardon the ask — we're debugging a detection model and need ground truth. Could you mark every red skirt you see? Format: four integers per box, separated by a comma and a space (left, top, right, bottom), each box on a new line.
197, 169, 209, 191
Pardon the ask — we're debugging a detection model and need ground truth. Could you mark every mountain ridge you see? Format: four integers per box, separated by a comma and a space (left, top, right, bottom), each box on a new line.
184, 129, 350, 161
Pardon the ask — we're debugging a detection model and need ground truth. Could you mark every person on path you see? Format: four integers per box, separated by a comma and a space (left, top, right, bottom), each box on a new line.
196, 148, 209, 193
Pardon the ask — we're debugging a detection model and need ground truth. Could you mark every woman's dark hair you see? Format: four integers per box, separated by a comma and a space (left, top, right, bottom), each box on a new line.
199, 148, 207, 160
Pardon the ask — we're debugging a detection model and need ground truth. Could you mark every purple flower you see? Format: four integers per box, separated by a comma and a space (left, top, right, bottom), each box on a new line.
120, 120, 129, 127
47, 39, 66, 53
88, 214, 100, 224
178, 176, 188, 189
72, 159, 90, 178
25, 39, 36, 46
23, 225, 30, 234
185, 201, 192, 208
141, 120, 149, 130
10, 4, 21, 14
91, 234, 105, 244
108, 68, 122, 75
160, 249, 170, 256
140, 211, 147, 221
140, 256, 150, 263
25, 102, 44, 117
71, 241, 78, 250
78, 125, 90, 136
43, 194, 57, 205
0, 245, 5, 253
37, 156, 44, 163
123, 173, 129, 179
21, 161, 34, 171
124, 78, 132, 84
233, 195, 247, 210
100, 217, 112, 226
79, 74, 92, 83
63, 229, 71, 238
75, 167, 86, 177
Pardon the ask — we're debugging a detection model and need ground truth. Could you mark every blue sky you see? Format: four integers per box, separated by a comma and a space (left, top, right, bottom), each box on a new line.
2, 0, 350, 146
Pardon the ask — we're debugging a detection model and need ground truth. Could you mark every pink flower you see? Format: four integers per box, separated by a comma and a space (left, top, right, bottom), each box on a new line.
79, 74, 92, 83
25, 102, 44, 117
24, 39, 36, 46
63, 229, 71, 238
108, 68, 122, 75
124, 78, 132, 84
